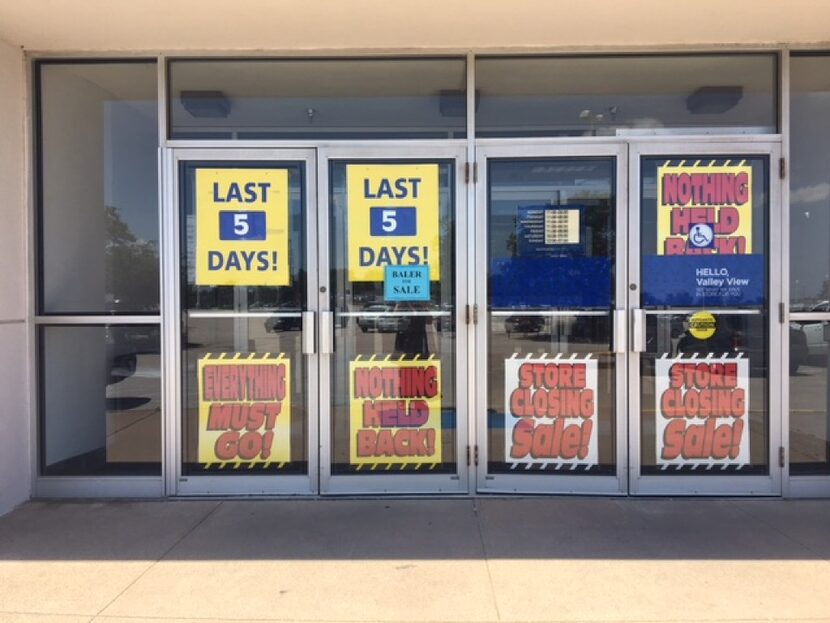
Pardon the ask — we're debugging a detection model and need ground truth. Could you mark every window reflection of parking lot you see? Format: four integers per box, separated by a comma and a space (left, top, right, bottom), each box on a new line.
790, 356, 830, 470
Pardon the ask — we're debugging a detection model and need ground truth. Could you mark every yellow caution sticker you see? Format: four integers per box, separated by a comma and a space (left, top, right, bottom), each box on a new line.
688, 311, 716, 340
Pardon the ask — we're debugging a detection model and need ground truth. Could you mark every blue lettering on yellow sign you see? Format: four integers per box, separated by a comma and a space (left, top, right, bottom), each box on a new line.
359, 246, 429, 267
212, 181, 271, 203
363, 177, 422, 199
207, 250, 279, 272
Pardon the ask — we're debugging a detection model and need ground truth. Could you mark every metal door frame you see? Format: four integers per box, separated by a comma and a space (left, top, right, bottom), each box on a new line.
164, 147, 319, 496
317, 142, 470, 495
474, 140, 629, 494
627, 138, 784, 496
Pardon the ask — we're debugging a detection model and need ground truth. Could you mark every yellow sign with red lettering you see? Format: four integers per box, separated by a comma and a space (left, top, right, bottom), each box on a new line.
349, 356, 442, 467
657, 162, 752, 256
197, 354, 291, 467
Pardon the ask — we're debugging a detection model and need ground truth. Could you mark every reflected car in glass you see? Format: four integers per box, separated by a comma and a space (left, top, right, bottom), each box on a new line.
356, 304, 410, 333
793, 301, 830, 358
504, 314, 544, 337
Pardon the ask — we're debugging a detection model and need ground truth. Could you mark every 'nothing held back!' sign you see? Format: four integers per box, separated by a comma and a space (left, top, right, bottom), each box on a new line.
643, 161, 764, 307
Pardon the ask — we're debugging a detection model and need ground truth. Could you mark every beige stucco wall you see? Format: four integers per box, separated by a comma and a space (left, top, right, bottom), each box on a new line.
0, 36, 30, 516
0, 0, 829, 53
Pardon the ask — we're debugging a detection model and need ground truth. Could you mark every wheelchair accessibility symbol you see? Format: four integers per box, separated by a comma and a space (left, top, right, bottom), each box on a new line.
689, 223, 715, 249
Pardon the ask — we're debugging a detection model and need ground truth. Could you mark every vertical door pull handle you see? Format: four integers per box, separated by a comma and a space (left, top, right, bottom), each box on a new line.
613, 309, 627, 354
302, 311, 315, 355
320, 311, 334, 355
632, 309, 646, 353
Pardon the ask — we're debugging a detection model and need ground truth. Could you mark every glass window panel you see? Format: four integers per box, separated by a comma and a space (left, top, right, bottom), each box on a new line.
790, 55, 830, 309
788, 55, 830, 474
169, 58, 467, 140
40, 325, 161, 476
789, 317, 830, 474
476, 55, 776, 137
38, 62, 159, 314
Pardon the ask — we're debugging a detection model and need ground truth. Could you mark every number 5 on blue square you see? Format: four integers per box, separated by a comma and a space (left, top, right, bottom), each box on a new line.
369, 207, 416, 236
219, 211, 267, 241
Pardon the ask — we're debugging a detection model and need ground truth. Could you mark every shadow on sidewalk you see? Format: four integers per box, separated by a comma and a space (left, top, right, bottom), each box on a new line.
0, 497, 828, 562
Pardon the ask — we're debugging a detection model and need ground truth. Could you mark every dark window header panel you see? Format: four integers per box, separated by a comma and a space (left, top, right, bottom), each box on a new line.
168, 58, 468, 140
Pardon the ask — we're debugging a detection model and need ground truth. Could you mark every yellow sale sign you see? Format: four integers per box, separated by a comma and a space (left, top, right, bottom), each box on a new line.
349, 356, 442, 467
195, 168, 290, 286
657, 161, 752, 256
346, 164, 440, 282
197, 354, 291, 467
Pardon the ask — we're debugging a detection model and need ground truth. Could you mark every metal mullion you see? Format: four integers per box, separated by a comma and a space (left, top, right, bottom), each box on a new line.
615, 142, 630, 496
162, 148, 179, 497
34, 315, 161, 325
187, 311, 302, 319
643, 309, 763, 316
769, 142, 785, 497
338, 311, 450, 317
165, 138, 469, 152
627, 144, 643, 495
316, 148, 332, 493
780, 49, 793, 497
466, 49, 476, 491
490, 310, 609, 317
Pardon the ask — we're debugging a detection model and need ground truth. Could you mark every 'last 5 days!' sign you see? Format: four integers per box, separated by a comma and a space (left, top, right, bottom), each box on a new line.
346, 164, 440, 282
195, 168, 290, 286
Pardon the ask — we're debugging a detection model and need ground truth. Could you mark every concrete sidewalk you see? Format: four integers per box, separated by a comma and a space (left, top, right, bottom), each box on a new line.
0, 498, 829, 623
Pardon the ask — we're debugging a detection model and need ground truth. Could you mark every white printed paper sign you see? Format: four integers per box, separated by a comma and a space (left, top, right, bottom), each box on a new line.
504, 355, 598, 468
655, 354, 750, 468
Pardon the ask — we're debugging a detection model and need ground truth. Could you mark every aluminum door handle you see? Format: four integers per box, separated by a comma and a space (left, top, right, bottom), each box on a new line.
302, 311, 315, 355
632, 309, 646, 353
320, 311, 334, 355
613, 309, 627, 354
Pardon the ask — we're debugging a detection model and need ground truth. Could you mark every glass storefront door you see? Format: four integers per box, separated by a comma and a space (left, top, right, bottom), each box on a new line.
629, 142, 782, 495
475, 140, 782, 496
319, 145, 469, 494
172, 149, 318, 495
170, 145, 468, 496
474, 143, 629, 494
166, 141, 781, 497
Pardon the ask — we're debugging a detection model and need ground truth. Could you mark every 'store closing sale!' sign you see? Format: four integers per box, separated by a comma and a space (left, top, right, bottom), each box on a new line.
655, 355, 750, 468
349, 356, 442, 468
346, 164, 440, 282
195, 168, 290, 286
197, 354, 291, 467
504, 355, 598, 468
